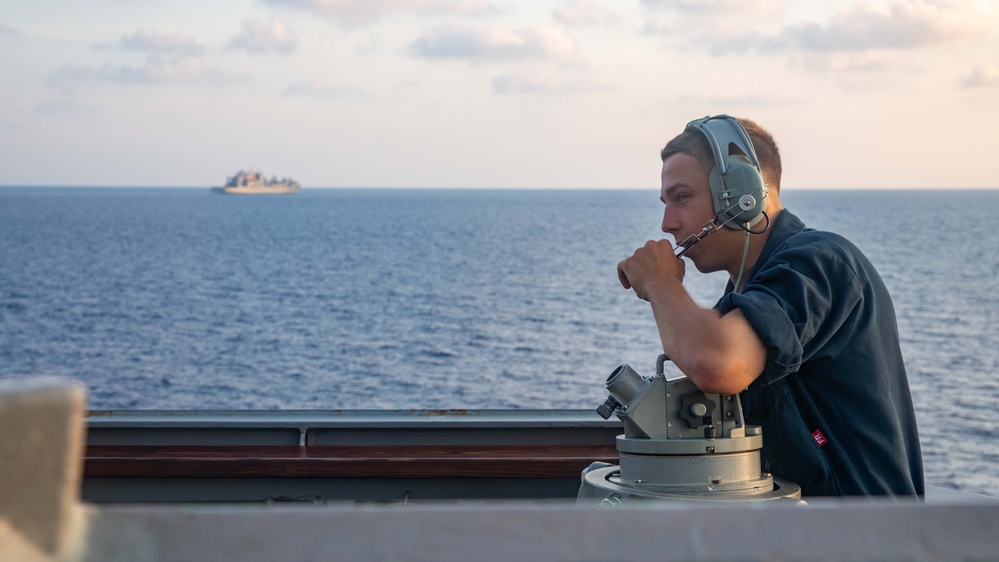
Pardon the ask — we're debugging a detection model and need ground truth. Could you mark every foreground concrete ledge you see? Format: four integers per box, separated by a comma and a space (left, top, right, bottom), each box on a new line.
0, 377, 87, 561
0, 518, 52, 562
84, 499, 999, 562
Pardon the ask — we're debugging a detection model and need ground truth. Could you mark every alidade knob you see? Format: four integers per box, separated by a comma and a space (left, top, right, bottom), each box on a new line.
679, 392, 716, 429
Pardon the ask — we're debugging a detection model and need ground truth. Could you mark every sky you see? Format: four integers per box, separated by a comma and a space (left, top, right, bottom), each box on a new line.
1, 0, 997, 189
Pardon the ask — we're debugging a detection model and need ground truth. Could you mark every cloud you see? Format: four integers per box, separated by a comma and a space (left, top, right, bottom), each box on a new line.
793, 50, 917, 74
115, 29, 202, 54
100, 56, 248, 85
491, 68, 605, 94
684, 0, 996, 56
33, 99, 95, 115
355, 37, 379, 55
767, 0, 994, 52
641, 0, 785, 18
409, 25, 578, 61
640, 0, 787, 53
46, 57, 248, 91
45, 65, 97, 95
262, 0, 500, 27
552, 0, 622, 27
0, 23, 18, 37
228, 19, 298, 54
281, 79, 365, 99
962, 65, 999, 88
643, 0, 995, 60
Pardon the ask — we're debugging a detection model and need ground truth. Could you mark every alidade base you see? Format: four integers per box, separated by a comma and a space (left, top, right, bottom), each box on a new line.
578, 463, 802, 505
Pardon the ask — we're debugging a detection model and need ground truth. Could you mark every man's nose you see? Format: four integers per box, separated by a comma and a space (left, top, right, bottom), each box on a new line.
661, 206, 679, 234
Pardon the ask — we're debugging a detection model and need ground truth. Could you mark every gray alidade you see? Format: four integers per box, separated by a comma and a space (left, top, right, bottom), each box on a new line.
578, 355, 801, 505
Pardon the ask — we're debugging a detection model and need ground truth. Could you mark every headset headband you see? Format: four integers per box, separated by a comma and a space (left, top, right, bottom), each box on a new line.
684, 115, 761, 176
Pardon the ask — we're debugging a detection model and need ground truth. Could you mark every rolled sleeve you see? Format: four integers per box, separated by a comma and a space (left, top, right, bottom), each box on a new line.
718, 290, 802, 385
716, 239, 863, 387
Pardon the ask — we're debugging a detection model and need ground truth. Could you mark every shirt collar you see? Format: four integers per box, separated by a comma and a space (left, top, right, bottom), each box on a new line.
725, 209, 807, 294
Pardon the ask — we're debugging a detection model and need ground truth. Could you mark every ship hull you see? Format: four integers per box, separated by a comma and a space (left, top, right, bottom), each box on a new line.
212, 185, 299, 195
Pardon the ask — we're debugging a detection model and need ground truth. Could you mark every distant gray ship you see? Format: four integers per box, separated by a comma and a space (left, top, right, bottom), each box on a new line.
212, 170, 300, 195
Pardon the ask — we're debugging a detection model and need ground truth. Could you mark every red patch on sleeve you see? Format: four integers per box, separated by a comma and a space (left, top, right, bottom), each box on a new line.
812, 429, 828, 447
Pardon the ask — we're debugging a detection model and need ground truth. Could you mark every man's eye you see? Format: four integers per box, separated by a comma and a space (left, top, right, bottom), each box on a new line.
675, 193, 689, 202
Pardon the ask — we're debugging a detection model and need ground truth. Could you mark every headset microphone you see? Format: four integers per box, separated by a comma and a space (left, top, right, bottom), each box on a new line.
673, 199, 771, 259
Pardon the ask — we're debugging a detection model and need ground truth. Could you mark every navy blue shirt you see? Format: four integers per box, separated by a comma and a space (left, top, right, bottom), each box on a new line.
716, 210, 924, 497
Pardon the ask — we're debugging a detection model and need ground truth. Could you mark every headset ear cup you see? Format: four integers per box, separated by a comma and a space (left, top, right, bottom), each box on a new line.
712, 155, 766, 229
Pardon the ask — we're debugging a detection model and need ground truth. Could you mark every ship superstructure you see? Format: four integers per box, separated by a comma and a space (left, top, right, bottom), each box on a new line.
213, 170, 300, 194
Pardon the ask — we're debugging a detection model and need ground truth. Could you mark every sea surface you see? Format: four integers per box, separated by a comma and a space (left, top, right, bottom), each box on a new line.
2, 187, 998, 497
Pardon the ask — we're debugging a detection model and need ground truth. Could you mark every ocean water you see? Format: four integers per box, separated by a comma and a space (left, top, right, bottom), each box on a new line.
1, 187, 998, 497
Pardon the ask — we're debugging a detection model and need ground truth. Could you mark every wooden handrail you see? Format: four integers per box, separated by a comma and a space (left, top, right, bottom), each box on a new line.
84, 444, 619, 479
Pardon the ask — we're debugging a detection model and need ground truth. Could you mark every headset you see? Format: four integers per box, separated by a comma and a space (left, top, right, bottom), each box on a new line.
675, 115, 771, 292
684, 115, 768, 231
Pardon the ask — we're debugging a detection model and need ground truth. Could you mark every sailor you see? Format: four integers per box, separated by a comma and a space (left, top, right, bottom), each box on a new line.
616, 115, 924, 497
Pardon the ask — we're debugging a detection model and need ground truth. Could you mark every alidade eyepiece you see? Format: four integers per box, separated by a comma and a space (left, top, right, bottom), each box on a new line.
596, 395, 620, 420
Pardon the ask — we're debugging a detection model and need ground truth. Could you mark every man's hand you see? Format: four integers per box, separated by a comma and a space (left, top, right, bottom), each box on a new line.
617, 240, 686, 301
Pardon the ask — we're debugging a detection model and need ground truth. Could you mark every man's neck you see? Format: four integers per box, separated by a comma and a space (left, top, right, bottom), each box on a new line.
728, 207, 782, 290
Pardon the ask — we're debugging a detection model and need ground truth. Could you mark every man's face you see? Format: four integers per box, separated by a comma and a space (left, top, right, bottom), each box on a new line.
660, 152, 726, 273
